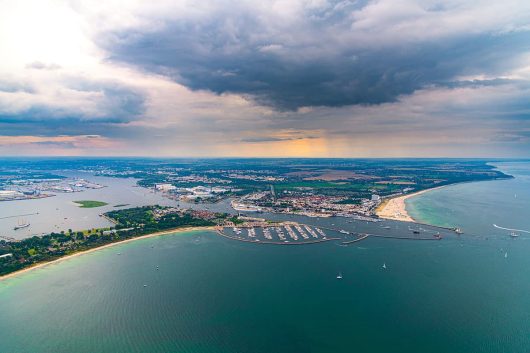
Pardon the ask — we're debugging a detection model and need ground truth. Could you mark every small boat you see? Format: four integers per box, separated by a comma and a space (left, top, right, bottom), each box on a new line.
336, 272, 343, 279
504, 252, 508, 259
455, 228, 463, 234
412, 230, 420, 234
14, 219, 30, 230
381, 226, 391, 229
510, 232, 519, 238
143, 284, 147, 287
339, 230, 349, 234
382, 263, 387, 269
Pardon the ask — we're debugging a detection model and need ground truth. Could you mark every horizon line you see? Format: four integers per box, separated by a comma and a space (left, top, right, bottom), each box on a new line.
0, 155, 528, 160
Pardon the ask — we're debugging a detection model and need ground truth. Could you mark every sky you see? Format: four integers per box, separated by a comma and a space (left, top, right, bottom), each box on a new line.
1, 0, 530, 157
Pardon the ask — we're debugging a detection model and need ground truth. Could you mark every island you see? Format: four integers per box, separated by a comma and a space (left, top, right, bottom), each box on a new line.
73, 200, 109, 208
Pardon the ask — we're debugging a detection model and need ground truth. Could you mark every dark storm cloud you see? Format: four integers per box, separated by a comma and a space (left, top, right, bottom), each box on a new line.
0, 80, 145, 126
99, 4, 530, 110
68, 81, 146, 119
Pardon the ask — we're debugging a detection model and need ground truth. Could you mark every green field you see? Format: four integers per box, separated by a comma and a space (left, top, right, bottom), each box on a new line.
73, 200, 108, 208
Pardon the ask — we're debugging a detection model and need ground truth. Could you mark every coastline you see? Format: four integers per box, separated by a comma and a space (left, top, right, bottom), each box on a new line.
0, 226, 214, 282
376, 185, 448, 222
376, 174, 514, 223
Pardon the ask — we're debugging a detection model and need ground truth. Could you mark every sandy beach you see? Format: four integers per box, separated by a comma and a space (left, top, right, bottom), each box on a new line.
0, 226, 215, 282
376, 186, 447, 222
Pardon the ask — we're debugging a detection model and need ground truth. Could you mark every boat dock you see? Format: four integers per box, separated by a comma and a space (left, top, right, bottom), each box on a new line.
216, 218, 451, 246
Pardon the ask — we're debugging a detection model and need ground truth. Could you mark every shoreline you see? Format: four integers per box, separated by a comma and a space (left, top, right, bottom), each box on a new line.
376, 176, 513, 223
0, 226, 214, 282
376, 185, 448, 222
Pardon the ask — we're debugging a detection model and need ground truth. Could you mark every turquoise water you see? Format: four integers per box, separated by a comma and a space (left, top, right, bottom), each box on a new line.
407, 162, 530, 235
1, 163, 530, 352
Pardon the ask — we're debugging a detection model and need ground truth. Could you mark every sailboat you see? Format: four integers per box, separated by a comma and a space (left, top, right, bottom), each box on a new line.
382, 263, 387, 269
504, 252, 508, 259
13, 219, 30, 230
336, 272, 343, 279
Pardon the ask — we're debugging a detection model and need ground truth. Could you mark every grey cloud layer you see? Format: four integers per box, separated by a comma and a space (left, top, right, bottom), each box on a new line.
100, 1, 530, 110
2, 0, 530, 156
0, 77, 146, 128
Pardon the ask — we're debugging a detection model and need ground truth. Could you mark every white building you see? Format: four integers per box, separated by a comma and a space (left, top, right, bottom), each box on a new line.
371, 194, 381, 201
155, 183, 176, 192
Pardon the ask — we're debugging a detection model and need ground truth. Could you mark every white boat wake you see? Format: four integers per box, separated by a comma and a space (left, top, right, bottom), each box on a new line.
493, 224, 530, 234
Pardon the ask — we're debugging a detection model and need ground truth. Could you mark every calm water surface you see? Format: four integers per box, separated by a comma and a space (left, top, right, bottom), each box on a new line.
0, 172, 233, 239
1, 162, 529, 352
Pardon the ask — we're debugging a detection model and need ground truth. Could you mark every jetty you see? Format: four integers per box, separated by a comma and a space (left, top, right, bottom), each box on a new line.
341, 233, 371, 245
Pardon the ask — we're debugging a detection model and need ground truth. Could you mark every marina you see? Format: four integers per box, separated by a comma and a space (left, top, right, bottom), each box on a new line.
216, 219, 453, 246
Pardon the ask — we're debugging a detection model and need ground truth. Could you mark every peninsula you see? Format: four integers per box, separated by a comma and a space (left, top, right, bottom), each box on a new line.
0, 206, 230, 278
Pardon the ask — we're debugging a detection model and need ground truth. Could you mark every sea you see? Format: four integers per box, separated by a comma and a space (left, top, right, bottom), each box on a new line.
0, 162, 529, 353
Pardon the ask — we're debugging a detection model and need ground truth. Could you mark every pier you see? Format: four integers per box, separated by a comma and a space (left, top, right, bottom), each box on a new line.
341, 233, 370, 244
367, 233, 442, 241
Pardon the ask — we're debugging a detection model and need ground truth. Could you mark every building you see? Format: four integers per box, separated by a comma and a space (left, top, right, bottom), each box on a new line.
155, 183, 176, 192
371, 194, 381, 201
